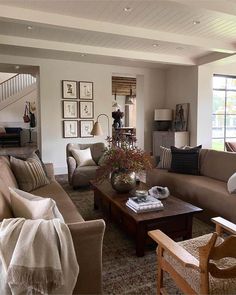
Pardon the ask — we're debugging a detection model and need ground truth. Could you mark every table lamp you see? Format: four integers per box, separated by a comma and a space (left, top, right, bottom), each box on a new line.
154, 109, 172, 131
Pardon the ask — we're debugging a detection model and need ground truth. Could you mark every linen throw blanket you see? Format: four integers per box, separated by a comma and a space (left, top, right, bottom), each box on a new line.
0, 218, 79, 295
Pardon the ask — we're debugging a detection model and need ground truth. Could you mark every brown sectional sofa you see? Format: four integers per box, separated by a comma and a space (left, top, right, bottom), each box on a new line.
147, 149, 236, 223
0, 155, 105, 295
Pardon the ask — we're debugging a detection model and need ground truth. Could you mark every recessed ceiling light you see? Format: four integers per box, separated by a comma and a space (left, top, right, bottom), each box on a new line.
15, 65, 20, 70
123, 7, 132, 12
193, 20, 200, 25
152, 43, 159, 47
80, 53, 87, 57
27, 25, 33, 30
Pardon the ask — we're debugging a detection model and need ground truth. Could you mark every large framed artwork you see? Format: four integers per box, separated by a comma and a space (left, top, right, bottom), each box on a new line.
63, 120, 78, 138
62, 80, 77, 99
80, 120, 94, 138
79, 81, 93, 100
79, 101, 94, 119
174, 103, 189, 131
62, 100, 78, 119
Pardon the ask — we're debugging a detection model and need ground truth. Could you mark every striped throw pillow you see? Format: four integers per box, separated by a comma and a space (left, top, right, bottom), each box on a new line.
10, 156, 49, 192
158, 146, 172, 169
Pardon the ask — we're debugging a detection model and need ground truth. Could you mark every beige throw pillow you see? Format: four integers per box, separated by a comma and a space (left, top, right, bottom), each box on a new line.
71, 148, 96, 167
227, 172, 236, 194
10, 156, 49, 192
9, 187, 64, 222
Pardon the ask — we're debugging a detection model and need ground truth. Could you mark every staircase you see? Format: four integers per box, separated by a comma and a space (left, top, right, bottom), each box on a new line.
0, 73, 37, 111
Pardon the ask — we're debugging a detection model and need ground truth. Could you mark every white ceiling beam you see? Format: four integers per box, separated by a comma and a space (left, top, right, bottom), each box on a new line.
0, 35, 195, 65
195, 52, 234, 65
170, 0, 236, 17
0, 4, 234, 54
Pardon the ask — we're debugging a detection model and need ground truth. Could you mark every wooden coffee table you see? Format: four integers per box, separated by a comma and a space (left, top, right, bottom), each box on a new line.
92, 181, 202, 257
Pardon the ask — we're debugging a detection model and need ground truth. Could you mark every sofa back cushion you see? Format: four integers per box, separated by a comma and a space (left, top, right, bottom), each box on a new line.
200, 149, 236, 182
0, 178, 13, 221
0, 156, 18, 188
0, 192, 13, 221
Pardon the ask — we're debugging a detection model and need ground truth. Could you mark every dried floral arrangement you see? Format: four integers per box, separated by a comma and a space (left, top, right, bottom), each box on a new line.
96, 137, 152, 182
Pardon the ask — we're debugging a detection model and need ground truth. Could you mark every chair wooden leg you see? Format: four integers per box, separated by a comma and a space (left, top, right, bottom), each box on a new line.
157, 246, 164, 295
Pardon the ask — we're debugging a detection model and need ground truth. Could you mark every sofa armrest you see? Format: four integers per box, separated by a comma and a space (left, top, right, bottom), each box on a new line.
68, 219, 105, 295
67, 156, 76, 185
44, 163, 55, 182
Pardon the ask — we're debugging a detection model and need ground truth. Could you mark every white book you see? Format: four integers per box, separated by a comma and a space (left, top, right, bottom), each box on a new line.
128, 195, 161, 209
126, 202, 164, 213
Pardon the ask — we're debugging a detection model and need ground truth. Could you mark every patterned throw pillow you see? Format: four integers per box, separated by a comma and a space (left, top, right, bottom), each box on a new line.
158, 146, 172, 169
10, 156, 50, 192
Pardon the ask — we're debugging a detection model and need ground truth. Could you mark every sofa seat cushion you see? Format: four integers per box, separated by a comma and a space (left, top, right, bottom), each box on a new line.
72, 166, 98, 187
147, 169, 236, 223
164, 234, 236, 294
32, 181, 84, 223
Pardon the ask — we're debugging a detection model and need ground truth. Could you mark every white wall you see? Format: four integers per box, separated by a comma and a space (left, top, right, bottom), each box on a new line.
0, 73, 15, 83
0, 54, 165, 174
197, 61, 236, 148
0, 87, 38, 145
165, 66, 198, 145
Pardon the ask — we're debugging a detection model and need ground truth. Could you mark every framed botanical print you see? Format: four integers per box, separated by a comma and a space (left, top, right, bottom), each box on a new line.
79, 101, 94, 119
79, 81, 93, 100
62, 100, 78, 119
62, 80, 77, 99
80, 120, 94, 138
63, 120, 78, 138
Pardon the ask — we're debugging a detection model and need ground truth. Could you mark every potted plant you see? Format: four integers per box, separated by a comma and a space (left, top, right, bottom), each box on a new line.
96, 137, 152, 193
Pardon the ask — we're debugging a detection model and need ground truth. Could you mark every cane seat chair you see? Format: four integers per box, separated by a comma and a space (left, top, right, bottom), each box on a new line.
149, 217, 236, 295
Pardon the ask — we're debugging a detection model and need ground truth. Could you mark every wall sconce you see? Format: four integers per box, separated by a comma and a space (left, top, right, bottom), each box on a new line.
91, 113, 110, 138
154, 109, 172, 131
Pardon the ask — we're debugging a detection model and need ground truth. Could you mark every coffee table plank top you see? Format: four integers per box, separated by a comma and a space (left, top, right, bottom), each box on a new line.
92, 181, 202, 223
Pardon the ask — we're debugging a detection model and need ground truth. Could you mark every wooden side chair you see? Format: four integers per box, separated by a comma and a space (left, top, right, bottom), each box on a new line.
149, 217, 236, 295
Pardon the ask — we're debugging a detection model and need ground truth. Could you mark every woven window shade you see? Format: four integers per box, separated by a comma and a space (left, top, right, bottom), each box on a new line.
112, 76, 136, 96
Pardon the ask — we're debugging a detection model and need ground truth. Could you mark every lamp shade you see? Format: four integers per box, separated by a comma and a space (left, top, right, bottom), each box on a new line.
154, 109, 172, 121
90, 121, 103, 136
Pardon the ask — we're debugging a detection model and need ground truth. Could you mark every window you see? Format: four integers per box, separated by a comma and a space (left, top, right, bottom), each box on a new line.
212, 75, 236, 150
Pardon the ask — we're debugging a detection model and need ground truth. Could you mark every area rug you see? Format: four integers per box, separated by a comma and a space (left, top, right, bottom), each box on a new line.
56, 175, 213, 295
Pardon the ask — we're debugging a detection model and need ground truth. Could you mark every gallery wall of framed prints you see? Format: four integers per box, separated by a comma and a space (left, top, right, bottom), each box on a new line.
61, 80, 94, 138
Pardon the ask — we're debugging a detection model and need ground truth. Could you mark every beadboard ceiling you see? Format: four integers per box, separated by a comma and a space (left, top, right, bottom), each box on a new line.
0, 0, 235, 68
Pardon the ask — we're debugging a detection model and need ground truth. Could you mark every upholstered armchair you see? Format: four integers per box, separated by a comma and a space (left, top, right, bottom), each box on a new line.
149, 217, 236, 295
66, 142, 106, 188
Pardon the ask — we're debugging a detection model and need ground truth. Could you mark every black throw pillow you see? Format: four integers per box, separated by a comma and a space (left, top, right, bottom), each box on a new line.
169, 145, 202, 175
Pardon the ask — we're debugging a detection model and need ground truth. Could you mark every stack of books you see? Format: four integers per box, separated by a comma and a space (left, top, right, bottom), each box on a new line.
126, 192, 164, 213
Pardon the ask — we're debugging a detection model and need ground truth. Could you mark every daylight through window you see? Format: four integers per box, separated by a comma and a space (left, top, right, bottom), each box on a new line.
212, 74, 236, 150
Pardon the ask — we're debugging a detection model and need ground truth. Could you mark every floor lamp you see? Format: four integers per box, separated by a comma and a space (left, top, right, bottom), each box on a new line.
91, 113, 110, 138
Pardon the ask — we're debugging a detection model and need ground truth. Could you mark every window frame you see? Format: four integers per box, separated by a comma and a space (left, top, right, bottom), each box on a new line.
212, 74, 236, 151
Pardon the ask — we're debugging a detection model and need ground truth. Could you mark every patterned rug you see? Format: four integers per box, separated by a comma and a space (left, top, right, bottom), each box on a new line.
56, 175, 213, 295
